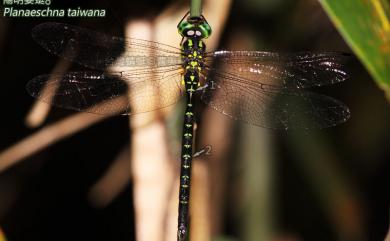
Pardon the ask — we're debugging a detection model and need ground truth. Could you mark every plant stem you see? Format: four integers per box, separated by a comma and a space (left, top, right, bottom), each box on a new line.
190, 0, 202, 17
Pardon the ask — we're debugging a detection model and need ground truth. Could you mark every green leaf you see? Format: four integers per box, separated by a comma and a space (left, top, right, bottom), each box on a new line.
320, 0, 390, 96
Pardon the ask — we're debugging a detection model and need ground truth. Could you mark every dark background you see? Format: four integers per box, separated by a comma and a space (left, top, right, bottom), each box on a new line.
0, 1, 389, 241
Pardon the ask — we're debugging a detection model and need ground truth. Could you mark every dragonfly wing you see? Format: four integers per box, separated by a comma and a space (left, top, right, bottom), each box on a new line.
32, 22, 182, 70
200, 71, 350, 129
204, 51, 349, 88
27, 69, 184, 115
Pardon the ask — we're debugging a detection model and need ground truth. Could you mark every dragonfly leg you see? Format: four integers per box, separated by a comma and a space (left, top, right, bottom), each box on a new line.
195, 83, 208, 93
196, 80, 217, 93
177, 11, 190, 28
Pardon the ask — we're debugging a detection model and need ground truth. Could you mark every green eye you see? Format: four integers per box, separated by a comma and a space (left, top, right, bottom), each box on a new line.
199, 22, 212, 38
177, 20, 212, 38
178, 21, 194, 36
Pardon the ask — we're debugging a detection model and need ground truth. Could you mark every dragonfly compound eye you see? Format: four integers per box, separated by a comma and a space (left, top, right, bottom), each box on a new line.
198, 22, 212, 39
178, 17, 212, 39
178, 20, 195, 37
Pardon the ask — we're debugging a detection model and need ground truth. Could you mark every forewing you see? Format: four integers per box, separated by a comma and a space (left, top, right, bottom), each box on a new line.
200, 71, 350, 129
32, 22, 182, 70
205, 51, 349, 88
26, 69, 184, 115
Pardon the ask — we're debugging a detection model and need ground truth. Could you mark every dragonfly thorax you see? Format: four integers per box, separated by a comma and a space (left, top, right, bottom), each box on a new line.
182, 38, 205, 52
182, 38, 205, 71
181, 38, 205, 95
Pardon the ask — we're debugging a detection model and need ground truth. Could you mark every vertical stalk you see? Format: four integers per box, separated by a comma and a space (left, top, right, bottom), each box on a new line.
190, 0, 202, 17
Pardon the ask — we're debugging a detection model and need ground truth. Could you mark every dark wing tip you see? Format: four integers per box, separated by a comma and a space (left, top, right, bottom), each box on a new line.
31, 22, 74, 52
26, 74, 47, 99
32, 22, 59, 41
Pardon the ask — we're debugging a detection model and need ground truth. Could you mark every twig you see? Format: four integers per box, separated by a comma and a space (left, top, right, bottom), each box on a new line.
0, 96, 127, 173
88, 145, 131, 208
190, 0, 202, 17
25, 59, 71, 128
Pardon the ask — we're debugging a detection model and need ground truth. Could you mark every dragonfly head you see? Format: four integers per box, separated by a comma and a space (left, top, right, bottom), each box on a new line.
178, 15, 212, 39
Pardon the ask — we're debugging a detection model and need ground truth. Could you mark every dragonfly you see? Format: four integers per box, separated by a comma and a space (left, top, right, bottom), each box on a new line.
27, 12, 350, 241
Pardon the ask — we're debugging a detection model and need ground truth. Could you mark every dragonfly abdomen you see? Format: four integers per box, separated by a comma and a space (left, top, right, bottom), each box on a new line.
177, 34, 208, 240
177, 97, 195, 240
176, 14, 212, 241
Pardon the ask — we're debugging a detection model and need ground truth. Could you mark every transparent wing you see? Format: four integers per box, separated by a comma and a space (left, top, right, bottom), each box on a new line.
200, 70, 350, 129
204, 51, 349, 88
26, 68, 184, 115
32, 22, 183, 70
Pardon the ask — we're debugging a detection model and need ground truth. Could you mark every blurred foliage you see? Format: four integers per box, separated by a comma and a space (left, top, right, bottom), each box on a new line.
320, 0, 390, 97
241, 0, 284, 14
0, 228, 7, 241
212, 236, 238, 241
